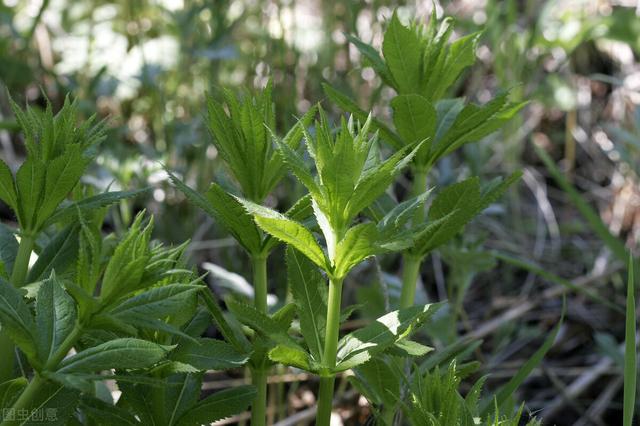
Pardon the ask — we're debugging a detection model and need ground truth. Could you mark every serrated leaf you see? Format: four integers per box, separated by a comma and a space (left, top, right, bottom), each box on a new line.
0, 224, 18, 278
15, 158, 45, 230
170, 338, 249, 371
391, 94, 437, 158
352, 357, 401, 408
226, 298, 292, 341
346, 33, 395, 87
80, 395, 139, 425
0, 277, 36, 359
168, 172, 262, 254
334, 223, 379, 279
382, 12, 422, 94
57, 338, 173, 373
334, 303, 440, 372
175, 385, 256, 426
36, 147, 88, 229
0, 159, 17, 211
268, 345, 314, 372
321, 84, 404, 149
35, 274, 77, 364
287, 247, 327, 361
27, 225, 80, 283
166, 373, 203, 426
346, 142, 421, 221
199, 290, 251, 354
44, 189, 149, 228
240, 199, 328, 270
109, 284, 201, 320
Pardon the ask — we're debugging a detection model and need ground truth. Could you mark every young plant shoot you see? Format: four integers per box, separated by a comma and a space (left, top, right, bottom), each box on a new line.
169, 82, 315, 425
324, 11, 526, 309
240, 110, 441, 425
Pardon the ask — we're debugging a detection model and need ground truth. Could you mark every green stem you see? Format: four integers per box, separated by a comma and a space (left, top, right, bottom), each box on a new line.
397, 166, 429, 310
317, 277, 343, 426
400, 255, 422, 309
317, 376, 335, 425
0, 374, 45, 426
10, 234, 34, 287
251, 368, 268, 426
44, 322, 83, 371
250, 255, 268, 426
252, 256, 268, 314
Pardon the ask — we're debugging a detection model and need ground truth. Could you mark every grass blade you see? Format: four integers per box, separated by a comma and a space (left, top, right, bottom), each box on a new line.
624, 254, 637, 426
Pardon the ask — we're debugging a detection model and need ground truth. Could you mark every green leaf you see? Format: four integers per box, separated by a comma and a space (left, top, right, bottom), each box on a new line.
35, 274, 77, 364
27, 225, 80, 283
175, 385, 256, 426
286, 247, 327, 361
80, 395, 140, 425
346, 142, 422, 222
240, 200, 328, 270
429, 94, 526, 167
352, 358, 400, 408
44, 189, 149, 228
170, 338, 249, 371
382, 12, 422, 94
166, 374, 203, 426
199, 290, 251, 354
0, 277, 37, 358
226, 298, 292, 341
36, 146, 88, 229
12, 379, 80, 425
0, 377, 28, 409
109, 284, 201, 320
321, 84, 404, 149
268, 345, 314, 372
169, 171, 263, 254
15, 158, 45, 230
334, 223, 379, 279
345, 34, 395, 87
0, 224, 18, 278
335, 303, 440, 372
391, 94, 437, 157
388, 339, 433, 357
271, 132, 322, 199
57, 338, 173, 373
624, 254, 636, 426
0, 159, 17, 211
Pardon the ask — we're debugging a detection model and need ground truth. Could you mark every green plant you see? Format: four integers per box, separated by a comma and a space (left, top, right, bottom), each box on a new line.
323, 11, 525, 312
321, 12, 526, 421
169, 82, 315, 426
0, 98, 254, 425
238, 110, 446, 425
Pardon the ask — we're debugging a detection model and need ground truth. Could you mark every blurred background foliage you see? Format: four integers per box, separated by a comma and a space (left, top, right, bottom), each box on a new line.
1, 0, 640, 424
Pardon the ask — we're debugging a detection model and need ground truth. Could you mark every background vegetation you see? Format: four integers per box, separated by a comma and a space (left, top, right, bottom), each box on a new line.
1, 0, 639, 424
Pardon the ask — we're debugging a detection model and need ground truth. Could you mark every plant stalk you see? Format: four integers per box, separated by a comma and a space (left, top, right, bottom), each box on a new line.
400, 255, 423, 309
0, 373, 45, 426
398, 167, 428, 309
251, 368, 268, 426
251, 255, 268, 426
317, 277, 343, 426
10, 234, 34, 287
